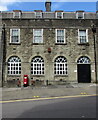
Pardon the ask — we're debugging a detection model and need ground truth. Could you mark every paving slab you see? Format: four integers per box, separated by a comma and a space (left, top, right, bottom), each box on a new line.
1, 83, 97, 101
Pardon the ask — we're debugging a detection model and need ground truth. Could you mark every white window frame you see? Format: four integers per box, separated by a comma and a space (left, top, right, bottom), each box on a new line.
33, 29, 43, 43
55, 29, 65, 44
76, 12, 84, 19
54, 56, 68, 75
31, 56, 44, 75
13, 12, 21, 18
78, 29, 88, 43
10, 29, 20, 43
8, 56, 21, 75
35, 12, 42, 18
55, 12, 63, 18
77, 56, 90, 64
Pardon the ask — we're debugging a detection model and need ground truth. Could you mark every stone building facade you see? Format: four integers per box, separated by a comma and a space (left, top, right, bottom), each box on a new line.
0, 1, 98, 87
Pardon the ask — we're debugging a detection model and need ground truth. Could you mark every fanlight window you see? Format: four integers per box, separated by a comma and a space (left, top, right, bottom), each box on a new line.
8, 56, 21, 75
31, 56, 44, 75
54, 56, 68, 75
77, 56, 90, 64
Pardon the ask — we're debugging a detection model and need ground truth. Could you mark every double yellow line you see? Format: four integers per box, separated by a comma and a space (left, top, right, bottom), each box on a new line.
0, 94, 97, 104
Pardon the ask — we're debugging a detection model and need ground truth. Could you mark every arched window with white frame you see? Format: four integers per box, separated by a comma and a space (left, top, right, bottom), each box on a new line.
8, 56, 21, 75
54, 56, 68, 75
77, 56, 90, 64
31, 56, 44, 75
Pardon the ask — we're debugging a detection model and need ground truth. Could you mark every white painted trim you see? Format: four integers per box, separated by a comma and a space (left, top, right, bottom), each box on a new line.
10, 29, 20, 43
55, 12, 63, 19
33, 29, 43, 43
76, 12, 85, 19
34, 12, 42, 18
86, 29, 88, 42
13, 12, 21, 18
55, 29, 65, 43
78, 29, 88, 43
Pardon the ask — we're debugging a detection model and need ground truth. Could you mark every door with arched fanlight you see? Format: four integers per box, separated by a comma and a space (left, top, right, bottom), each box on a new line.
77, 56, 91, 83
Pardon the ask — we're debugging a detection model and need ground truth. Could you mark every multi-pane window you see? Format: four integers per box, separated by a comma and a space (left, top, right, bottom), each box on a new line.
35, 12, 42, 18
56, 12, 63, 18
8, 56, 21, 75
78, 30, 88, 43
76, 12, 84, 19
54, 56, 68, 75
13, 12, 21, 18
10, 29, 20, 43
33, 29, 43, 43
56, 29, 65, 43
77, 56, 90, 64
31, 56, 44, 75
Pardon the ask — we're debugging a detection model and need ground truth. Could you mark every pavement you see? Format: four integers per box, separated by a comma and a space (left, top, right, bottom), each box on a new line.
1, 83, 97, 101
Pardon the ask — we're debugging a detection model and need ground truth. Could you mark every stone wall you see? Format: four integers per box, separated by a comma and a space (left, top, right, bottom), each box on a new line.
2, 19, 96, 87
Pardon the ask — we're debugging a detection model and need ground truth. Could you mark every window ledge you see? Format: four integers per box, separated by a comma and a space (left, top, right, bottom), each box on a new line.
54, 75, 68, 77
31, 75, 45, 77
55, 43, 67, 45
78, 43, 89, 46
32, 43, 44, 45
9, 43, 21, 45
7, 75, 21, 77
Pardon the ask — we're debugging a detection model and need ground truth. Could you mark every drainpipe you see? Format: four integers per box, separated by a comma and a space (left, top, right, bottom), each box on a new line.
1, 24, 5, 87
92, 25, 97, 83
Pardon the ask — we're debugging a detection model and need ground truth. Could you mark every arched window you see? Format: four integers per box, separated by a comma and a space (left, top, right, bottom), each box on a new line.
54, 56, 68, 75
77, 56, 90, 64
8, 56, 21, 75
31, 56, 44, 75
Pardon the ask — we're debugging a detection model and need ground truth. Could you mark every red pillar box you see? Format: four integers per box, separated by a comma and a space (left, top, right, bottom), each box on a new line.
23, 75, 29, 87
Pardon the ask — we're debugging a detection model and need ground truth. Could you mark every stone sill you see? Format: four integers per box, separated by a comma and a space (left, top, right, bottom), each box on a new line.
32, 43, 44, 45
55, 43, 67, 45
30, 75, 45, 77
9, 43, 21, 45
7, 75, 21, 77
78, 43, 89, 46
54, 75, 68, 77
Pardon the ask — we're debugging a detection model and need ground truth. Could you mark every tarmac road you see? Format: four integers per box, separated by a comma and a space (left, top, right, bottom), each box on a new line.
2, 95, 97, 119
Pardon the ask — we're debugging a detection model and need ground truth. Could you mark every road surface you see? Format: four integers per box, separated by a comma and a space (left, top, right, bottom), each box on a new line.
2, 95, 97, 118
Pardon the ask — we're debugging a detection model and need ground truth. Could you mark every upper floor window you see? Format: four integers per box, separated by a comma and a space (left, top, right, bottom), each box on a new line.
76, 12, 84, 19
35, 12, 42, 18
56, 29, 65, 43
78, 29, 88, 43
13, 11, 21, 18
55, 12, 63, 18
33, 29, 43, 43
10, 29, 20, 43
